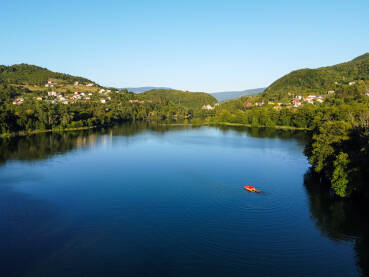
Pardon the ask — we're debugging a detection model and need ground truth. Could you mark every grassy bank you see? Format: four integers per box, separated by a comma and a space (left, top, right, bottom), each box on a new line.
0, 125, 98, 138
210, 121, 310, 130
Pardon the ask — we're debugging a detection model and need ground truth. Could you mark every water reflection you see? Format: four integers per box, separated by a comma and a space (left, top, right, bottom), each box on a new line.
304, 169, 369, 276
1, 123, 368, 276
0, 123, 307, 165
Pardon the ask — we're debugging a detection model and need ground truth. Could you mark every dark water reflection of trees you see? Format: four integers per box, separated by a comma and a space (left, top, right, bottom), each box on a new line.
0, 123, 308, 165
304, 169, 369, 276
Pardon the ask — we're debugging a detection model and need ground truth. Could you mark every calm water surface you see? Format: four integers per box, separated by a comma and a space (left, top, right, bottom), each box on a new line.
0, 124, 368, 276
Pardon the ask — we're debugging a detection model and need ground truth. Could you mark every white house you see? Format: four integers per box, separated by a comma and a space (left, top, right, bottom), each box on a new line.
201, 104, 215, 110
12, 98, 24, 105
316, 97, 325, 103
100, 98, 106, 103
48, 91, 57, 96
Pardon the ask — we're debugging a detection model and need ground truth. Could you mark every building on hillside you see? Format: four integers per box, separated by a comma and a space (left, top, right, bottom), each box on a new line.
100, 98, 106, 103
244, 102, 253, 108
349, 81, 356, 86
48, 91, 58, 97
327, 90, 335, 95
273, 105, 282, 110
303, 96, 314, 104
99, 89, 105, 94
129, 99, 144, 104
86, 83, 94, 87
74, 81, 79, 86
291, 99, 301, 107
45, 80, 55, 88
12, 98, 24, 105
316, 96, 325, 103
201, 104, 215, 110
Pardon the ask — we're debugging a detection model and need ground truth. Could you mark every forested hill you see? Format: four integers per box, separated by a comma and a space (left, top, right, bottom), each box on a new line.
0, 64, 93, 86
0, 64, 219, 136
140, 89, 218, 109
262, 53, 369, 100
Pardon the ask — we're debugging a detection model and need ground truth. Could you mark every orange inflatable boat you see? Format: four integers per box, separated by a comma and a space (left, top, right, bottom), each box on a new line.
244, 185, 261, 193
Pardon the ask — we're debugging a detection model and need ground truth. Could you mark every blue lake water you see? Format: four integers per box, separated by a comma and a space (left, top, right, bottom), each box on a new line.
0, 124, 367, 276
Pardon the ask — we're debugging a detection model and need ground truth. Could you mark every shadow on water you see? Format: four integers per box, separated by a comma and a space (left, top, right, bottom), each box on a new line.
0, 185, 72, 277
216, 125, 309, 142
0, 122, 178, 164
303, 169, 369, 276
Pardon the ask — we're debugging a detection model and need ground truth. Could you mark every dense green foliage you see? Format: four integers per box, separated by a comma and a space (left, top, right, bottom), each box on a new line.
305, 121, 369, 198
262, 53, 369, 100
140, 89, 217, 109
213, 93, 369, 129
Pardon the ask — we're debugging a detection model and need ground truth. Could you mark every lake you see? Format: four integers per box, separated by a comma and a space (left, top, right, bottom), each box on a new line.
0, 123, 368, 276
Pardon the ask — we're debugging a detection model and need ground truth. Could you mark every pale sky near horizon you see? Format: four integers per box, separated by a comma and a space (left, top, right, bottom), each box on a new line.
1, 0, 368, 92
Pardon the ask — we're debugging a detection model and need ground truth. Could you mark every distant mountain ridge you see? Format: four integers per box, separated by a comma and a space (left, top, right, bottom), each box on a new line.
211, 88, 265, 102
123, 87, 172, 93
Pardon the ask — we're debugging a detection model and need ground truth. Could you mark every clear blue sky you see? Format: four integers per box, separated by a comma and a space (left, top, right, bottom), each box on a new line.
1, 0, 368, 92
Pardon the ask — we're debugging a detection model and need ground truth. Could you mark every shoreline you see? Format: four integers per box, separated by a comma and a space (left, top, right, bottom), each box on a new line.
209, 122, 309, 130
1, 121, 309, 138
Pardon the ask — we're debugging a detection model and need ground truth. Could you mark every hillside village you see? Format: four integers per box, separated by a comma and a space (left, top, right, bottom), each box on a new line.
240, 82, 369, 111
11, 79, 150, 106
